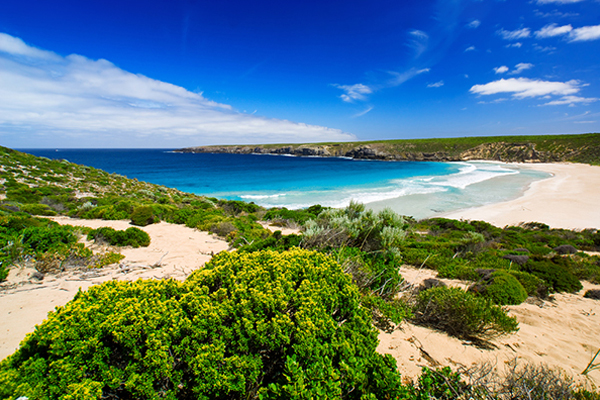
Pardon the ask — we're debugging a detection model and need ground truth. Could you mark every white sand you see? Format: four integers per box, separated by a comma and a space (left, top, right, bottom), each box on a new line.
0, 218, 229, 360
443, 163, 600, 230
377, 267, 600, 385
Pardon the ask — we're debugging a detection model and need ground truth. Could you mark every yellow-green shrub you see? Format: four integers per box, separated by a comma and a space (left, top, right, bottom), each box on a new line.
0, 249, 404, 399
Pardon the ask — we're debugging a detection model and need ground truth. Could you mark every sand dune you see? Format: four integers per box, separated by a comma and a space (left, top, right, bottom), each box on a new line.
443, 163, 600, 230
0, 218, 229, 360
378, 267, 600, 386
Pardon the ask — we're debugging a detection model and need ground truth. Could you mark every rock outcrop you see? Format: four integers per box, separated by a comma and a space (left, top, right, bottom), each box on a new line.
175, 134, 600, 164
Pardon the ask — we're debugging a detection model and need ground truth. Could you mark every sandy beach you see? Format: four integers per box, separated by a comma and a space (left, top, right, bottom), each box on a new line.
0, 218, 230, 360
379, 267, 600, 386
443, 162, 600, 230
1, 162, 600, 386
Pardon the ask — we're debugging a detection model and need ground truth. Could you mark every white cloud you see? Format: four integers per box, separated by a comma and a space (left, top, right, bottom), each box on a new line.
470, 78, 581, 98
506, 42, 523, 48
332, 83, 373, 102
535, 24, 573, 38
568, 24, 600, 41
407, 30, 429, 58
542, 95, 599, 106
494, 66, 509, 74
386, 67, 429, 87
0, 33, 354, 147
464, 46, 476, 52
427, 81, 444, 88
497, 28, 531, 40
466, 20, 481, 29
353, 106, 374, 118
536, 0, 584, 4
512, 63, 534, 74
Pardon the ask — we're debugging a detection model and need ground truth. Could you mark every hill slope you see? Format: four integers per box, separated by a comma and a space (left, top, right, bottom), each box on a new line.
176, 133, 600, 164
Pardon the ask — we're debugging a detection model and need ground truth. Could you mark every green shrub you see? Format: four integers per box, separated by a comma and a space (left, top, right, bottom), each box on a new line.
526, 258, 583, 293
412, 286, 519, 340
0, 262, 8, 282
21, 225, 77, 253
509, 270, 548, 298
20, 203, 57, 216
0, 249, 404, 399
477, 271, 528, 305
130, 205, 155, 226
87, 227, 150, 248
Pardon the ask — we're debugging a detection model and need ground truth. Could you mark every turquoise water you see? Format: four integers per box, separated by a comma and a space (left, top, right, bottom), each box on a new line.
22, 149, 550, 219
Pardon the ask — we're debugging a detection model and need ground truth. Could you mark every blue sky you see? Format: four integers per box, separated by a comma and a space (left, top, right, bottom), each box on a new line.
0, 0, 599, 148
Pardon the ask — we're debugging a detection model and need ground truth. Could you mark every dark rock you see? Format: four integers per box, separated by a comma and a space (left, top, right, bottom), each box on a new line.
419, 278, 446, 291
31, 271, 45, 281
514, 248, 530, 253
475, 269, 496, 281
554, 244, 578, 255
584, 289, 600, 300
502, 254, 529, 266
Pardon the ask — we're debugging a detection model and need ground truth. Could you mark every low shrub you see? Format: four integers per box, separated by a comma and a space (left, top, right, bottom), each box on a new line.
130, 205, 155, 226
20, 203, 57, 216
87, 227, 150, 248
0, 263, 8, 281
509, 270, 548, 298
0, 249, 405, 399
412, 286, 519, 340
474, 271, 528, 305
21, 225, 77, 253
526, 258, 583, 293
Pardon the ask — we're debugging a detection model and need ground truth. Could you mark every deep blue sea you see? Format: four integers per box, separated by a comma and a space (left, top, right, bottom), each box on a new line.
21, 149, 550, 219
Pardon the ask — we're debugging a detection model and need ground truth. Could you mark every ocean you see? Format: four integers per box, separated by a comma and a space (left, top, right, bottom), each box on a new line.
21, 148, 550, 219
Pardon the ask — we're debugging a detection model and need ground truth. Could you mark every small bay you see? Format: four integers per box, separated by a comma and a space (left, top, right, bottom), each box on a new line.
22, 148, 550, 219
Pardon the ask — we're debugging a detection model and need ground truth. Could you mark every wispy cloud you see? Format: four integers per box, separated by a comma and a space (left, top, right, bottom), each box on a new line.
494, 66, 509, 74
534, 23, 600, 42
332, 83, 373, 103
353, 106, 374, 118
506, 42, 523, 48
407, 30, 429, 58
535, 23, 573, 38
497, 28, 531, 40
568, 24, 600, 41
466, 20, 481, 29
470, 77, 581, 98
536, 0, 584, 4
386, 67, 430, 87
464, 46, 476, 52
542, 95, 598, 106
427, 81, 444, 88
511, 63, 534, 74
534, 10, 579, 18
0, 33, 354, 147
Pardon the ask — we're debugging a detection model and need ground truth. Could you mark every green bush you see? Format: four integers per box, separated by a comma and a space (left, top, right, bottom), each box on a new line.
20, 203, 57, 216
526, 258, 583, 293
130, 205, 155, 226
0, 262, 8, 281
21, 225, 77, 253
87, 227, 150, 248
412, 286, 519, 340
0, 249, 404, 399
477, 271, 528, 305
509, 270, 548, 298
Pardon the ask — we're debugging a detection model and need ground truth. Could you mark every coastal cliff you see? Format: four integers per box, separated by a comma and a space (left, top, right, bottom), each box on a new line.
176, 133, 600, 164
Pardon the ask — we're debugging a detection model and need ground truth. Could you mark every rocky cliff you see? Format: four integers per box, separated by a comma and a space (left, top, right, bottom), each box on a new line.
175, 133, 600, 164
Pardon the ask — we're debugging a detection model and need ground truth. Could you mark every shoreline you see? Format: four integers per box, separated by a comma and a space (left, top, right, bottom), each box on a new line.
440, 162, 600, 230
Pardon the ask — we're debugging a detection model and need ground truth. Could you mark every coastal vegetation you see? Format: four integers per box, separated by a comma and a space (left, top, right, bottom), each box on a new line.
1, 145, 600, 398
177, 132, 600, 165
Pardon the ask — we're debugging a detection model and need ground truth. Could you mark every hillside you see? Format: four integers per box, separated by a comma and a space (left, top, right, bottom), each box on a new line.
176, 133, 600, 165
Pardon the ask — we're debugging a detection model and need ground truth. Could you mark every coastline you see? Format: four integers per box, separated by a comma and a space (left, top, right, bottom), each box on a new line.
440, 162, 600, 230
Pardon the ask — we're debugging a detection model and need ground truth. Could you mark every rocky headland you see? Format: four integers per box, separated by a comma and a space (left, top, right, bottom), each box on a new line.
175, 133, 600, 164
